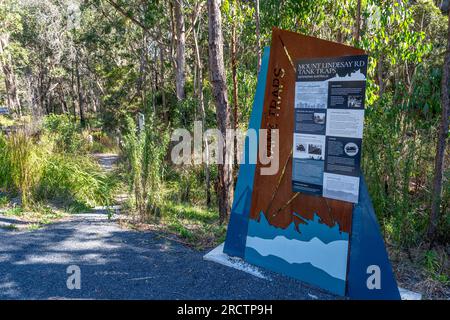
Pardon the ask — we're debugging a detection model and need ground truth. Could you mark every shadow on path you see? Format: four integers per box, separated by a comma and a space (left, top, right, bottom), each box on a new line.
0, 212, 338, 300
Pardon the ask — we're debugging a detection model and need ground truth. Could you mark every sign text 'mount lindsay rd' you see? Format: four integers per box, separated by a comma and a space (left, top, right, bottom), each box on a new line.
292, 55, 368, 203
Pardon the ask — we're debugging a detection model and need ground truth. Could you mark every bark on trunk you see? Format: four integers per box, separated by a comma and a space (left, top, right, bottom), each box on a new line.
159, 43, 168, 123
71, 63, 77, 120
0, 34, 21, 116
231, 1, 239, 167
427, 9, 450, 241
378, 54, 384, 97
193, 19, 211, 207
76, 49, 85, 127
136, 33, 147, 104
174, 0, 186, 101
336, 29, 343, 43
255, 0, 261, 73
354, 0, 361, 42
207, 0, 233, 222
25, 69, 39, 120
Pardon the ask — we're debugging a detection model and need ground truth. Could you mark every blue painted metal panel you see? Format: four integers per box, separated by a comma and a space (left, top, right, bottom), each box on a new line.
223, 47, 270, 258
347, 176, 401, 299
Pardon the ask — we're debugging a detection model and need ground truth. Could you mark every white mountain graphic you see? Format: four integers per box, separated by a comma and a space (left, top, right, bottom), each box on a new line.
326, 69, 366, 81
246, 235, 348, 280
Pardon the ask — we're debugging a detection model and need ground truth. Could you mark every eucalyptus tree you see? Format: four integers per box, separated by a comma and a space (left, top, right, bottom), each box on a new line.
428, 3, 449, 242
174, 0, 186, 101
0, 0, 23, 115
208, 0, 233, 222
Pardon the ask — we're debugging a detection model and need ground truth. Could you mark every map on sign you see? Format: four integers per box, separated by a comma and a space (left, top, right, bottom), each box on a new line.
292, 55, 368, 203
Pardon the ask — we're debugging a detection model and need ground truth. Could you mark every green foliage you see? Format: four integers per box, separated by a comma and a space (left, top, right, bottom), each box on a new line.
29, 203, 64, 225
165, 165, 216, 206
0, 194, 9, 207
360, 0, 448, 246
44, 114, 87, 154
163, 202, 219, 225
0, 116, 118, 211
0, 130, 45, 208
160, 201, 226, 249
362, 92, 447, 245
0, 115, 15, 127
67, 200, 94, 214
0, 134, 13, 191
37, 153, 117, 208
2, 202, 65, 229
122, 115, 170, 221
3, 206, 23, 217
422, 249, 449, 284
90, 131, 119, 153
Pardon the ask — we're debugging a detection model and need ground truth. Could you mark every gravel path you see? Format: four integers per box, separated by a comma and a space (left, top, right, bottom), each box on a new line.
0, 212, 338, 300
91, 153, 119, 172
0, 153, 337, 300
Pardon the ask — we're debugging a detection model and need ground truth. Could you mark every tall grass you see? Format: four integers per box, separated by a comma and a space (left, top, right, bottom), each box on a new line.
0, 130, 45, 208
122, 115, 169, 221
0, 134, 12, 191
37, 153, 117, 208
0, 116, 118, 211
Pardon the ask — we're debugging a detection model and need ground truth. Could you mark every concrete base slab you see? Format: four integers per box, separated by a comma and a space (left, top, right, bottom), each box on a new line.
203, 243, 269, 280
204, 243, 422, 300
399, 287, 422, 300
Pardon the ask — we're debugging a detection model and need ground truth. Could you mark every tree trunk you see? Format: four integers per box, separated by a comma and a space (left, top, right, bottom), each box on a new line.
174, 0, 186, 100
71, 63, 78, 120
25, 68, 40, 120
427, 9, 450, 241
169, 1, 178, 71
255, 0, 261, 73
159, 43, 168, 123
153, 45, 158, 113
136, 33, 147, 104
354, 0, 361, 42
231, 1, 239, 167
207, 0, 233, 223
76, 49, 85, 127
378, 54, 384, 97
336, 29, 343, 43
0, 34, 21, 116
193, 19, 211, 207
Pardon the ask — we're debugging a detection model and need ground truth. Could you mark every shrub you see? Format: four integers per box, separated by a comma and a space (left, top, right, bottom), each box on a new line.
0, 115, 15, 127
43, 114, 87, 154
122, 115, 169, 221
0, 119, 118, 211
37, 153, 117, 208
0, 133, 12, 191
362, 95, 444, 246
90, 130, 119, 153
